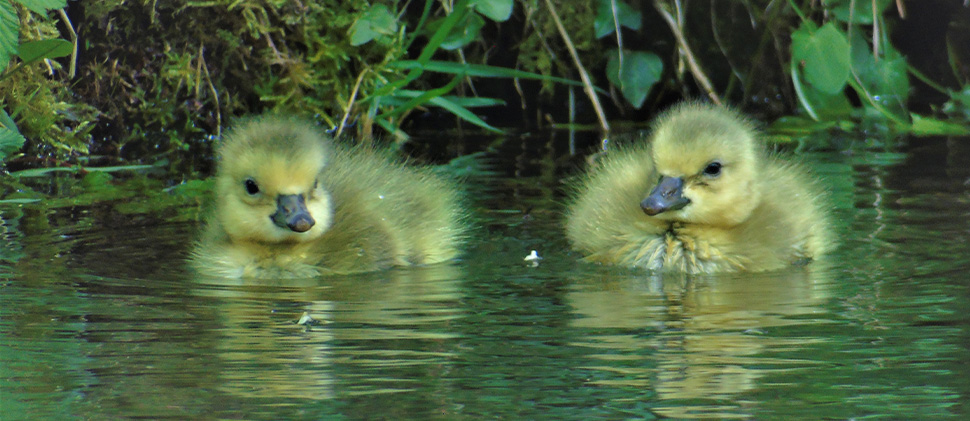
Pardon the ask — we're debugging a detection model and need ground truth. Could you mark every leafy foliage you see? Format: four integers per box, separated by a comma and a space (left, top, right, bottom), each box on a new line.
0, 0, 78, 167
594, 0, 641, 39
792, 22, 851, 95
0, 1, 19, 66
0, 109, 26, 161
779, 0, 968, 141
2, 0, 970, 173
349, 4, 398, 46
606, 49, 662, 109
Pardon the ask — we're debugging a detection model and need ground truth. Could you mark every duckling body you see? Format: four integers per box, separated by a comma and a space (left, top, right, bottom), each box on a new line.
192, 116, 467, 278
564, 103, 832, 273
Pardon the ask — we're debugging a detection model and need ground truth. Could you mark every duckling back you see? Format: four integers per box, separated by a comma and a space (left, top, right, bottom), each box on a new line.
311, 144, 468, 273
191, 116, 467, 278
564, 103, 833, 273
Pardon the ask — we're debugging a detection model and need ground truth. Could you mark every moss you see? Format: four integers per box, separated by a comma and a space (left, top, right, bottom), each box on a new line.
63, 0, 408, 156
0, 5, 97, 165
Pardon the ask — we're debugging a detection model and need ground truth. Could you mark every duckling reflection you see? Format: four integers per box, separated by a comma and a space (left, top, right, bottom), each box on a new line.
566, 266, 833, 418
191, 116, 468, 278
191, 264, 464, 402
565, 102, 833, 273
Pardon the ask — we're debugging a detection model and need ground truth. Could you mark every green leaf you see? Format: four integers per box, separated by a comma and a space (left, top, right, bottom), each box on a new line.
0, 0, 18, 71
349, 4, 398, 46
0, 107, 19, 133
438, 13, 484, 50
942, 86, 970, 121
436, 96, 505, 108
417, 2, 469, 62
387, 92, 505, 108
790, 55, 853, 121
594, 0, 642, 39
378, 77, 463, 121
792, 22, 851, 95
16, 0, 66, 15
605, 49, 662, 109
0, 198, 41, 204
827, 0, 892, 24
10, 164, 157, 178
848, 29, 908, 119
16, 39, 72, 63
910, 114, 970, 136
425, 95, 503, 133
1, 107, 24, 161
470, 0, 513, 22
374, 118, 410, 141
388, 60, 608, 94
379, 86, 505, 133
0, 127, 26, 161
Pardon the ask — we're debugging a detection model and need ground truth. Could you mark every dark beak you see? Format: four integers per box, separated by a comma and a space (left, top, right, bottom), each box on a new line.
271, 194, 315, 233
641, 176, 691, 216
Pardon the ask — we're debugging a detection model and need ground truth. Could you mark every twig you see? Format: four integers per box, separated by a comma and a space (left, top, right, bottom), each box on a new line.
513, 74, 527, 110
198, 45, 222, 137
542, 0, 610, 132
457, 49, 478, 97
194, 46, 203, 98
653, 0, 722, 105
335, 69, 369, 139
610, 0, 624, 71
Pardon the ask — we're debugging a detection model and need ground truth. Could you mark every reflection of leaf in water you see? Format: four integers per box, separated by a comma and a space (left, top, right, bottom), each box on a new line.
2, 169, 212, 223
432, 151, 496, 178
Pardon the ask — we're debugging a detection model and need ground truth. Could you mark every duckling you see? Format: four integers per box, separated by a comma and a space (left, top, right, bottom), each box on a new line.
191, 116, 467, 278
564, 102, 833, 273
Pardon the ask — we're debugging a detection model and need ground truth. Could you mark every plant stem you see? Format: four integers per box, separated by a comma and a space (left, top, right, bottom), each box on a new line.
57, 9, 77, 78
653, 0, 722, 105
336, 69, 369, 139
542, 0, 610, 132
906, 64, 949, 95
198, 45, 222, 137
610, 0, 624, 72
786, 0, 808, 22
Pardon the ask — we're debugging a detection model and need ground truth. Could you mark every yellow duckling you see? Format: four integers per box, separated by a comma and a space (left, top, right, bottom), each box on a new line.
564, 102, 833, 273
191, 116, 467, 278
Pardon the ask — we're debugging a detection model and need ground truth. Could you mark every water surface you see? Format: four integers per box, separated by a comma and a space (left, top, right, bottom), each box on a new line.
3, 134, 969, 419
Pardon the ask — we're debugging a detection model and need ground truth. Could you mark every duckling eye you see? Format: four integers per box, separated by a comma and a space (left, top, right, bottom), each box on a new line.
244, 178, 260, 195
703, 162, 722, 177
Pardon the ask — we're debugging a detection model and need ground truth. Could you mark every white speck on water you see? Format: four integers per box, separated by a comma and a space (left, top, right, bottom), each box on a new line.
524, 250, 542, 267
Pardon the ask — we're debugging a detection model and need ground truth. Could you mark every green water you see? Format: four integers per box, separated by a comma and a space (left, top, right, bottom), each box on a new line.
3, 137, 969, 419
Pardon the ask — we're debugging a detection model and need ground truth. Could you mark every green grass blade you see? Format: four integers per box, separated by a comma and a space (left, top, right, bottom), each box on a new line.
393, 90, 505, 107
389, 60, 606, 94
425, 95, 503, 133
377, 77, 462, 121
11, 164, 157, 178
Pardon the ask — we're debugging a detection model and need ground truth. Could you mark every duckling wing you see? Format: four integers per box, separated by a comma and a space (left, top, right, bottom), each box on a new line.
313, 145, 467, 273
565, 144, 668, 264
730, 157, 835, 270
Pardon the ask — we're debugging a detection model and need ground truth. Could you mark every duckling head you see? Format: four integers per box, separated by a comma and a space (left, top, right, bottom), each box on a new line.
213, 117, 333, 244
641, 103, 762, 228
